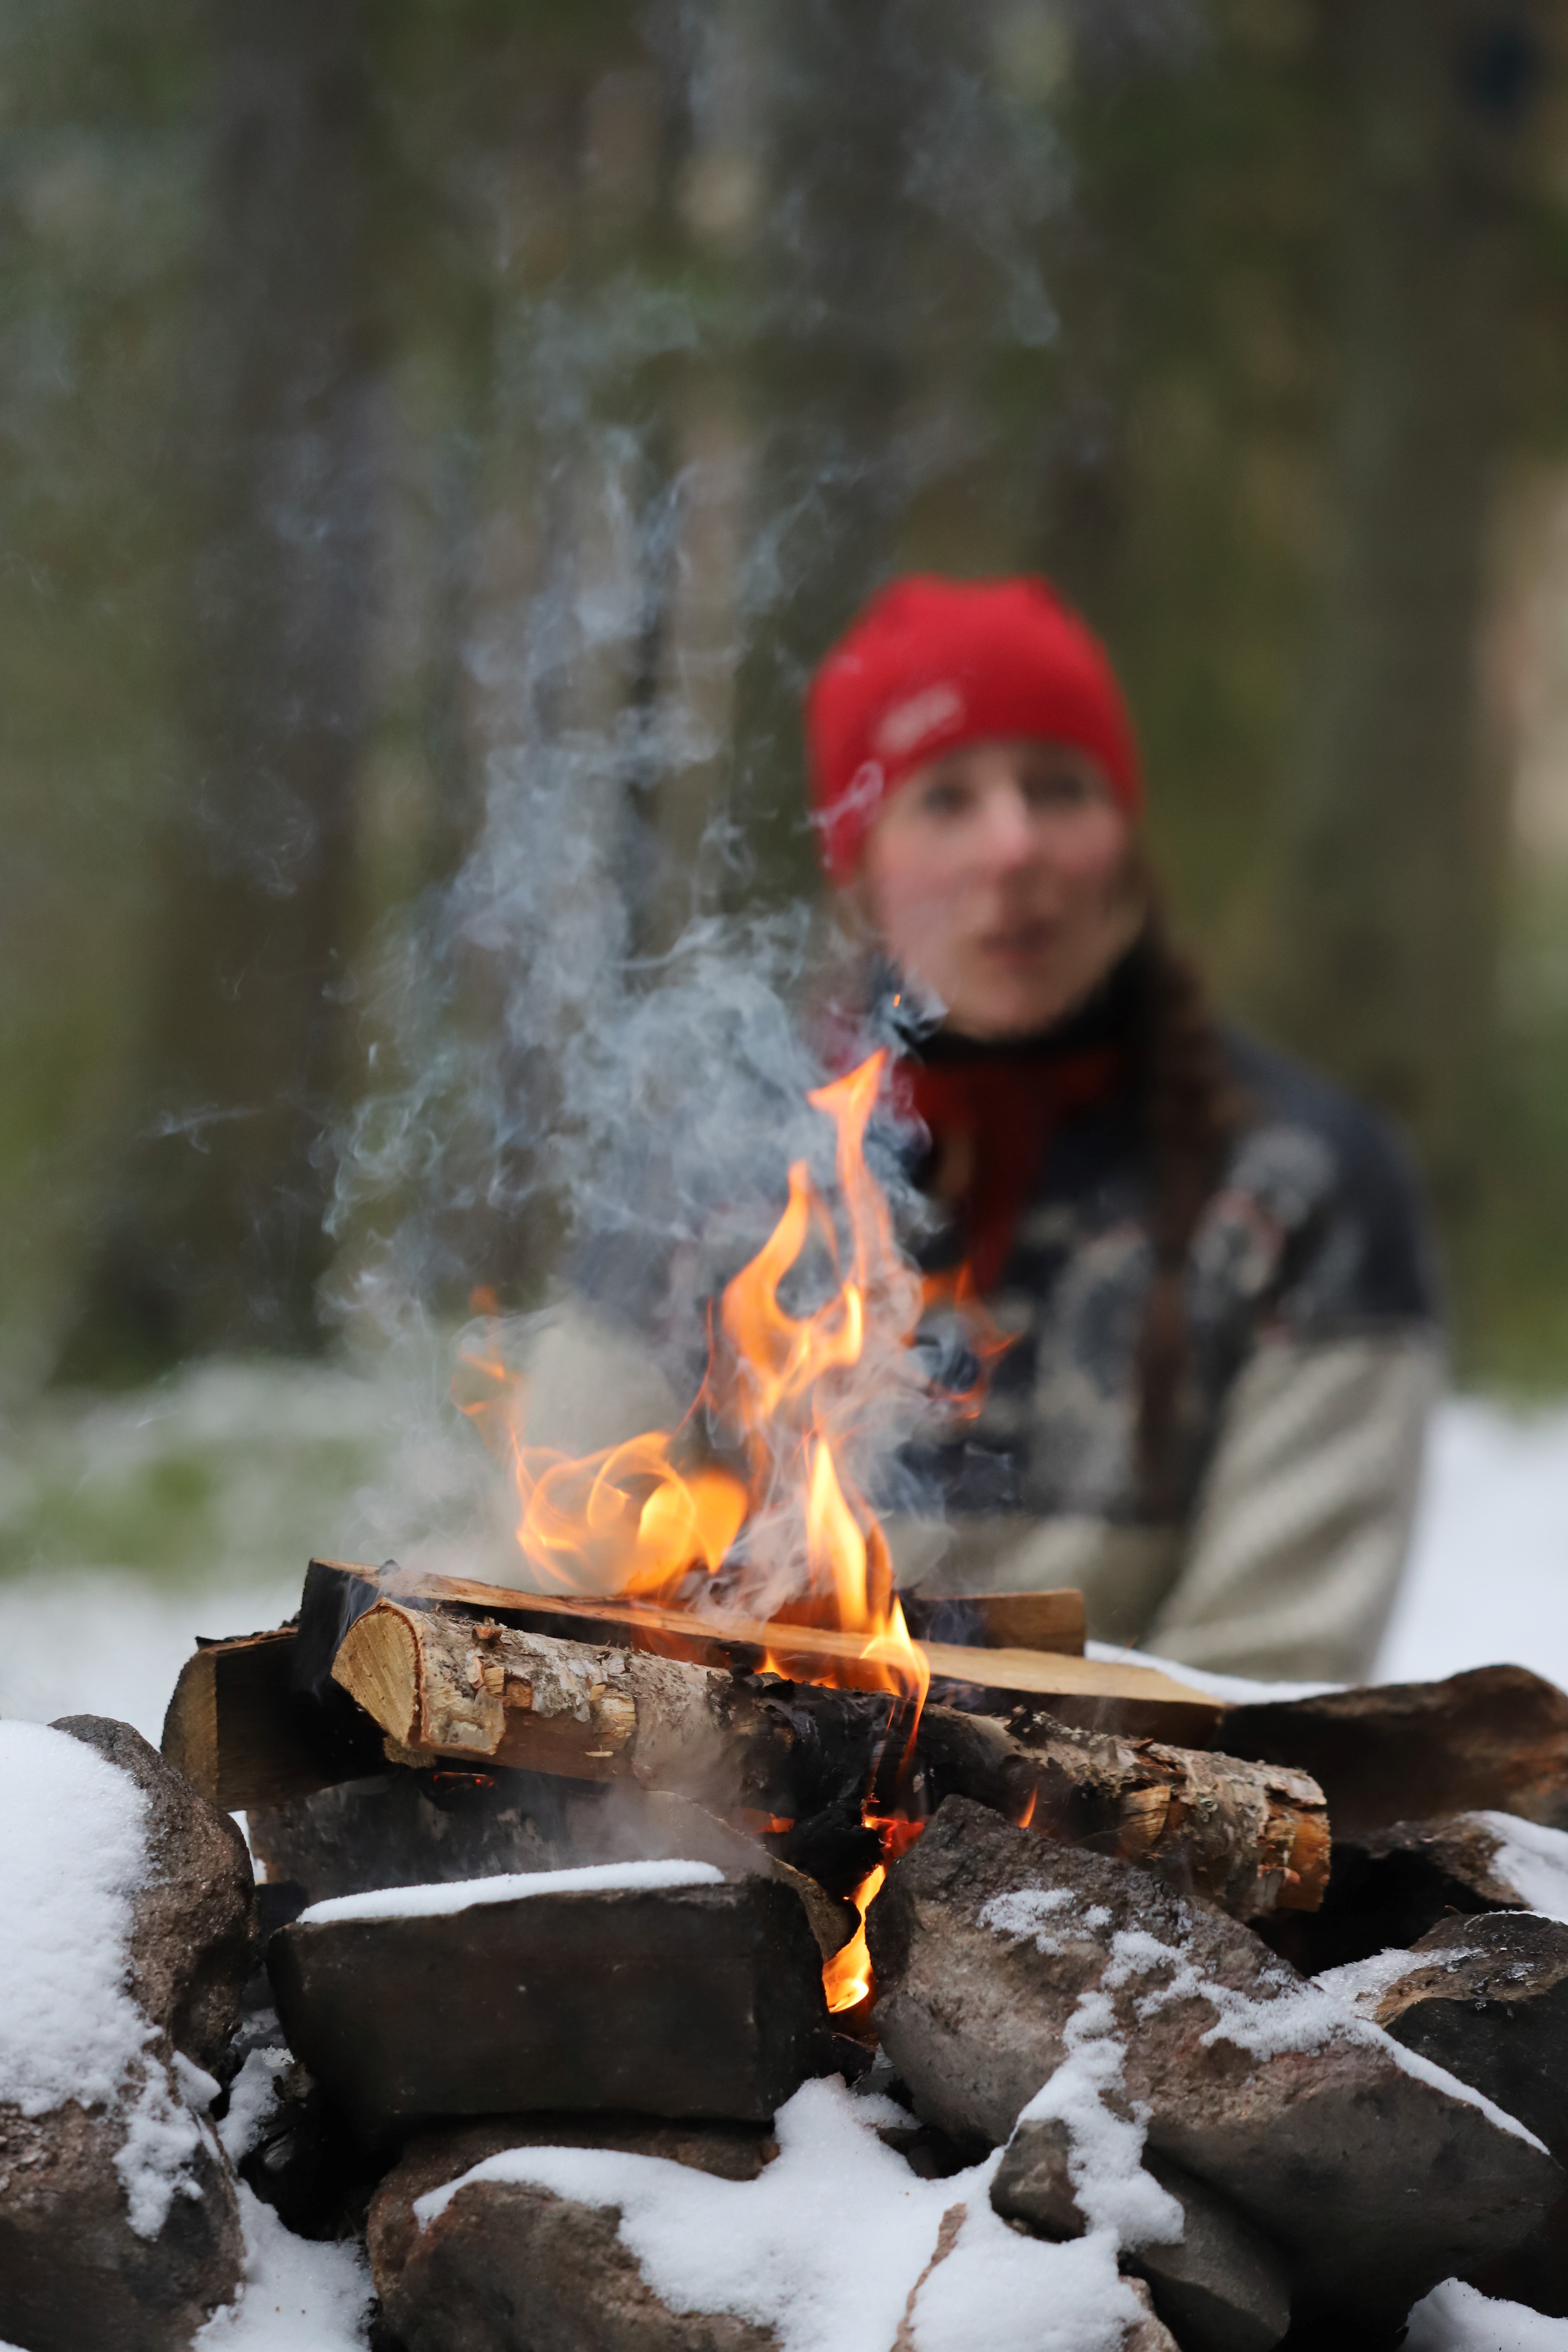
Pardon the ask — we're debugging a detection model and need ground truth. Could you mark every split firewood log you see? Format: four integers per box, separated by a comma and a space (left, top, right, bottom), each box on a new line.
331, 1596, 861, 1826
921, 1706, 1330, 1918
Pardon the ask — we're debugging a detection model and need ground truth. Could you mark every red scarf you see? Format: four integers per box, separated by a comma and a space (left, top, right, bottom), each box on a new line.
903, 1044, 1124, 1292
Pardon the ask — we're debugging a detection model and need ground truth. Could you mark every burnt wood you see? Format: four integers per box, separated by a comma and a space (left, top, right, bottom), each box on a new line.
268, 1875, 834, 2141
918, 1706, 1329, 1919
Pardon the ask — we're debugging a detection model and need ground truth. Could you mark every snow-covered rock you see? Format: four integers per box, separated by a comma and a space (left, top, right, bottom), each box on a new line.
0, 1718, 252, 2351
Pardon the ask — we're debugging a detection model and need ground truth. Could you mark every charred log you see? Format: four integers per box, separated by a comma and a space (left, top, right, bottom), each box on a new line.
921, 1707, 1329, 1919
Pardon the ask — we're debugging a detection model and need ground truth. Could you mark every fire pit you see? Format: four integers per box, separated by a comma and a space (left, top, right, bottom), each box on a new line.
16, 1049, 1568, 2350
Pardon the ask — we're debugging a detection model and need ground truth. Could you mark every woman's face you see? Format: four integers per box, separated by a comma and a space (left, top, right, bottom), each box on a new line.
860, 738, 1142, 1040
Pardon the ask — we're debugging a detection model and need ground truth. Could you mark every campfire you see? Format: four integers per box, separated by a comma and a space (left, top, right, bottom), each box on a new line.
16, 1054, 1568, 2350
450, 1049, 939, 2017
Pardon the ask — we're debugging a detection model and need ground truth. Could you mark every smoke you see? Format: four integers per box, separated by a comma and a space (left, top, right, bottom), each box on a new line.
318, 0, 1179, 1579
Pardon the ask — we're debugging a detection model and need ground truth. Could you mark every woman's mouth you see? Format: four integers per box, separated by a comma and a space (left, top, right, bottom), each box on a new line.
977, 920, 1055, 964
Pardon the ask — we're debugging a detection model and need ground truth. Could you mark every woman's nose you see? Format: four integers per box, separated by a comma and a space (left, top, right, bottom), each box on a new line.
977, 783, 1038, 871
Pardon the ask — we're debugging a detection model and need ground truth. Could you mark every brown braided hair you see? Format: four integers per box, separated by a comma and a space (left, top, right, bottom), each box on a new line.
1124, 865, 1241, 1518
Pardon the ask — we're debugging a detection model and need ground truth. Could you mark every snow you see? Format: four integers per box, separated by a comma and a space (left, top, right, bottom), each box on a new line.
0, 1721, 150, 2115
0, 1719, 214, 2237
1316, 1943, 1478, 2020
218, 2046, 293, 2165
415, 2073, 1147, 2352
297, 1858, 724, 1927
1012, 1987, 1183, 2248
1407, 2278, 1568, 2350
193, 2185, 372, 2351
1471, 1813, 1568, 1921
1380, 1399, 1568, 1686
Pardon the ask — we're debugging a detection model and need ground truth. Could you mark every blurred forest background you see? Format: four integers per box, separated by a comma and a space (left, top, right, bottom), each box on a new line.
5, 0, 1568, 1627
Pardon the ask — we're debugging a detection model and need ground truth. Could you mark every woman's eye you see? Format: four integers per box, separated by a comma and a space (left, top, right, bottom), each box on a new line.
918, 781, 971, 819
1024, 771, 1092, 812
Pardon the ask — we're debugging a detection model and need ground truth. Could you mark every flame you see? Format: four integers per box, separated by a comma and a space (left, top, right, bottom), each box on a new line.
822, 1864, 885, 2015
451, 1048, 1008, 2014
456, 1049, 966, 1721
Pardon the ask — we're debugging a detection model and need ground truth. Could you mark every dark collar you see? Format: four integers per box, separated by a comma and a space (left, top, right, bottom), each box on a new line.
890, 937, 1145, 1070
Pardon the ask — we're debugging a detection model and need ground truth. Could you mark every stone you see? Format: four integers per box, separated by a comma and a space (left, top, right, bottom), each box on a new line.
1326, 1912, 1568, 2318
247, 1772, 855, 1959
868, 1798, 1562, 2326
1262, 1811, 1568, 1976
0, 2083, 242, 2352
1122, 2275, 1184, 2352
1133, 2154, 1291, 2352
270, 1872, 833, 2141
1, 1719, 248, 2352
991, 2120, 1289, 2352
53, 1714, 258, 2073
369, 2117, 780, 2352
1220, 1667, 1568, 1839
1339, 1909, 1568, 2143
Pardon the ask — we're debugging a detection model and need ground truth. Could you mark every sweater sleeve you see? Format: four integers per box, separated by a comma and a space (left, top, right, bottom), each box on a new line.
1140, 1330, 1442, 1683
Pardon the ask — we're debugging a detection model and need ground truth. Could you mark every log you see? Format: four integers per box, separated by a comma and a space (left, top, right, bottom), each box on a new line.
299, 1556, 1222, 1743
922, 1707, 1330, 1919
162, 1627, 336, 1810
962, 1589, 1086, 1654
332, 1595, 1326, 1920
335, 1599, 781, 1796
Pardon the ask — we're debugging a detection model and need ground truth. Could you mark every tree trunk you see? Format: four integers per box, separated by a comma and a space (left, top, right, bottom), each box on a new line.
1257, 0, 1543, 1213
59, 0, 382, 1376
725, 0, 923, 906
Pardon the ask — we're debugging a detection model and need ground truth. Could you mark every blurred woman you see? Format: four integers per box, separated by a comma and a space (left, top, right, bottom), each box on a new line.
807, 574, 1440, 1681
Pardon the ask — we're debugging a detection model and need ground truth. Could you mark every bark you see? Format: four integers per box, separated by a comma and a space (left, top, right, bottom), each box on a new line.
1259, 0, 1545, 1196
920, 1707, 1329, 1920
59, 0, 383, 1374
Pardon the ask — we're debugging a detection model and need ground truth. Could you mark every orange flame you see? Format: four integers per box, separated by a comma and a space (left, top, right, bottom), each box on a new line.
456, 1049, 962, 1719
822, 1864, 885, 2015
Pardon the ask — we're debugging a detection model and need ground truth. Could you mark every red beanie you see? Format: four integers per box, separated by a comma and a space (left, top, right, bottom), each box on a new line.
805, 574, 1141, 883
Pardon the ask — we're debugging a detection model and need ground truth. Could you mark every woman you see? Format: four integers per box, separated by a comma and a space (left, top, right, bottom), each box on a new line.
808, 574, 1441, 1682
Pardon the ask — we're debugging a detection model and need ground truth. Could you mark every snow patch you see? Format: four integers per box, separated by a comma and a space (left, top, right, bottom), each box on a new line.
987, 1872, 1548, 2156
414, 2074, 1148, 2352
1406, 2276, 1568, 2350
0, 1720, 222, 2237
219, 2048, 293, 2166
1014, 1986, 1184, 2249
1317, 1945, 1477, 2021
297, 1857, 724, 1926
0, 1721, 150, 2116
980, 1885, 1075, 1955
194, 2184, 372, 2349
1472, 1812, 1568, 1922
